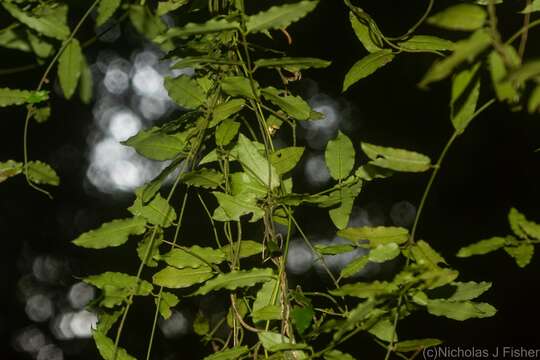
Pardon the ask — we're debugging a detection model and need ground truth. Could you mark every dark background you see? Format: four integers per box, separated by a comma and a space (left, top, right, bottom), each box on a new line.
1, 0, 539, 358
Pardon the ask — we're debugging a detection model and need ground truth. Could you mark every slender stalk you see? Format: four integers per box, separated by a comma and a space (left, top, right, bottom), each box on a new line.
506, 19, 540, 45
22, 0, 100, 198
518, 0, 531, 59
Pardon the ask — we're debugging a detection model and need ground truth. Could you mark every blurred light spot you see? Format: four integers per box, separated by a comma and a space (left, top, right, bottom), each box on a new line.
160, 311, 190, 339
300, 94, 340, 150
286, 240, 313, 275
132, 66, 167, 99
32, 255, 63, 284
138, 96, 168, 121
25, 294, 54, 322
304, 154, 330, 187
68, 282, 95, 309
70, 310, 98, 338
133, 50, 159, 70
15, 326, 46, 353
108, 110, 141, 142
347, 207, 371, 227
50, 313, 74, 340
104, 68, 129, 95
390, 201, 416, 228
96, 50, 119, 73
37, 344, 63, 360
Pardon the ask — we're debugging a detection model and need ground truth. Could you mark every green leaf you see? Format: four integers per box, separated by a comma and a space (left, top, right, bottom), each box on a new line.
488, 47, 520, 104
521, 0, 540, 13
128, 189, 176, 227
0, 88, 48, 107
330, 281, 397, 298
325, 131, 355, 180
258, 332, 309, 352
368, 318, 397, 342
451, 66, 481, 133
193, 311, 210, 336
27, 161, 59, 185
328, 183, 362, 229
427, 4, 486, 31
165, 75, 206, 109
449, 281, 492, 301
161, 245, 225, 269
0, 160, 22, 183
254, 57, 331, 71
216, 119, 240, 146
315, 244, 355, 255
528, 85, 540, 113
58, 39, 83, 100
79, 57, 93, 104
97, 0, 121, 26
159, 18, 240, 40
456, 237, 507, 257
419, 268, 459, 290
0, 28, 31, 53
261, 87, 312, 120
394, 339, 442, 352
340, 255, 369, 278
354, 162, 394, 181
236, 134, 279, 189
26, 31, 54, 58
32, 106, 51, 123
252, 305, 281, 322
426, 299, 496, 321
230, 172, 268, 199
246, 1, 319, 33
93, 332, 136, 360
2, 3, 70, 40
349, 11, 382, 53
202, 346, 250, 360
343, 50, 394, 92
136, 231, 161, 267
122, 127, 185, 161
129, 5, 168, 42
156, 291, 179, 319
291, 306, 314, 335
193, 268, 274, 296
419, 29, 492, 87
84, 272, 153, 307
73, 217, 147, 249
338, 226, 409, 247
213, 192, 265, 222
508, 207, 540, 240
95, 310, 122, 334
153, 266, 214, 289
324, 350, 356, 360
333, 300, 376, 340
253, 278, 279, 313
361, 142, 431, 172
369, 243, 400, 263
270, 147, 304, 175
211, 99, 246, 127
505, 243, 534, 268
157, 0, 189, 16
221, 76, 257, 99
182, 168, 224, 189
221, 240, 264, 261
398, 35, 455, 51
410, 240, 446, 267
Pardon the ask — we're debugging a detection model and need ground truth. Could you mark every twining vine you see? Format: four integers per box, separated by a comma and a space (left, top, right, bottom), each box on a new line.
1, 0, 540, 359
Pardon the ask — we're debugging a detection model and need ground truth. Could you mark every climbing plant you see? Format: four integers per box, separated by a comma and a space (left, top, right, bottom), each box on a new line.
1, 0, 540, 359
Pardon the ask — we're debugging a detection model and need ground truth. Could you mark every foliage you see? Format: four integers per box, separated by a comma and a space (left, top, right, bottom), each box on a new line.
2, 0, 540, 359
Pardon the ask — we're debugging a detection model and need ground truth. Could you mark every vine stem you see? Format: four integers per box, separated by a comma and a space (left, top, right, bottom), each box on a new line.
384, 99, 496, 360
410, 98, 496, 243
22, 0, 100, 198
506, 19, 540, 45
145, 190, 190, 360
518, 1, 531, 59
